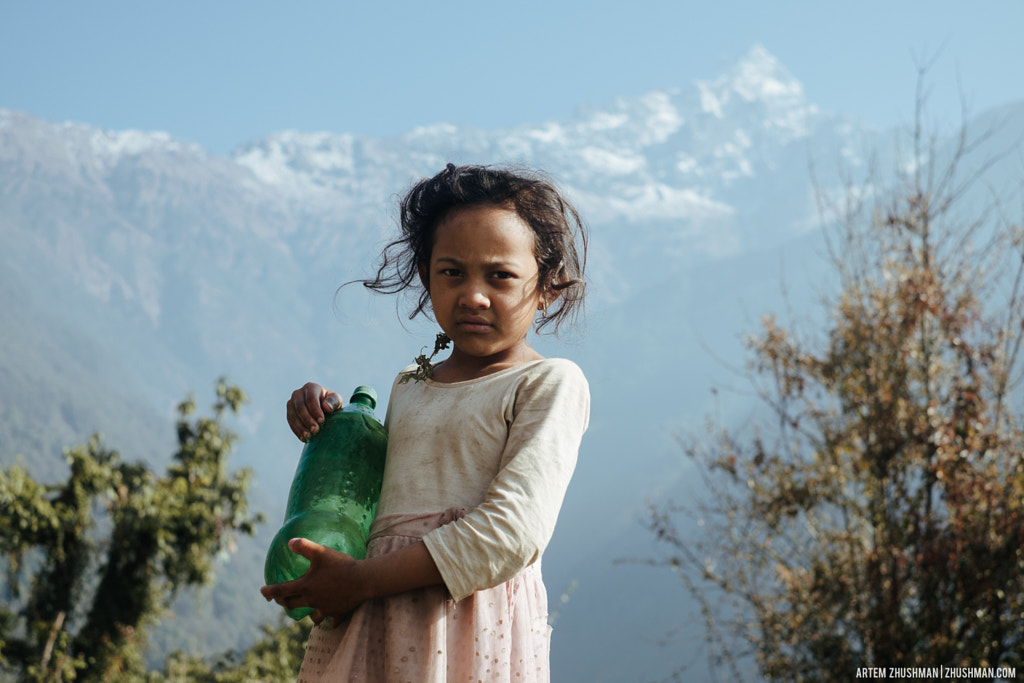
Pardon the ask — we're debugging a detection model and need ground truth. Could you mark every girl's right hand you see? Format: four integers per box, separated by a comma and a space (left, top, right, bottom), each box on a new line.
260, 538, 369, 625
286, 383, 342, 441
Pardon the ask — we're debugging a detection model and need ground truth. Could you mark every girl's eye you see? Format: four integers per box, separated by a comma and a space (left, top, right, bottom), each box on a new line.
492, 271, 515, 280
440, 268, 461, 277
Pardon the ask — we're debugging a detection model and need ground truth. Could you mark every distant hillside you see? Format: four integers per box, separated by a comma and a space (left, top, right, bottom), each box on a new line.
0, 265, 170, 478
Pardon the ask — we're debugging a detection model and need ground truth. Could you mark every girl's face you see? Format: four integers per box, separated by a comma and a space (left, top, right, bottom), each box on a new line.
420, 204, 545, 373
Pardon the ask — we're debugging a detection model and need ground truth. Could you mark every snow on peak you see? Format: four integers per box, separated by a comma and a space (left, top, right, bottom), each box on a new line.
636, 91, 685, 145
697, 44, 806, 113
84, 128, 192, 169
578, 146, 646, 175
232, 130, 359, 192
405, 122, 461, 139
235, 130, 356, 170
570, 90, 684, 146
9, 114, 202, 172
693, 44, 815, 141
729, 44, 804, 102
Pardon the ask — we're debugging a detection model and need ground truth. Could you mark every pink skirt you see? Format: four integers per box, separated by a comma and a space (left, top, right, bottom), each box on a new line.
296, 509, 552, 683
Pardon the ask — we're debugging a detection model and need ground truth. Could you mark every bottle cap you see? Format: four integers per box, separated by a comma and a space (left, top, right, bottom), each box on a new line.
350, 386, 377, 409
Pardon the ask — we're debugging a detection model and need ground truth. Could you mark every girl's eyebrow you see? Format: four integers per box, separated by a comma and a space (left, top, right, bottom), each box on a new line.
434, 256, 521, 269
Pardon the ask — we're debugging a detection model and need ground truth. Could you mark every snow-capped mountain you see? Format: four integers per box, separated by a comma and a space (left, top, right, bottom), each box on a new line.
226, 46, 853, 281
3, 44, 1019, 681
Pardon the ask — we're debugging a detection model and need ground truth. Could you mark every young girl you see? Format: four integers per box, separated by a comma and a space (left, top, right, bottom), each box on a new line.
261, 163, 590, 682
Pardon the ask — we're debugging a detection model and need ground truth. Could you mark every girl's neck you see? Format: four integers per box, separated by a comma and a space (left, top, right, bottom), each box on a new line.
430, 344, 545, 383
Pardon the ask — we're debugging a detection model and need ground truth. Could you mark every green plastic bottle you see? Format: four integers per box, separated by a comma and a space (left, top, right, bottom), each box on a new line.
264, 385, 388, 620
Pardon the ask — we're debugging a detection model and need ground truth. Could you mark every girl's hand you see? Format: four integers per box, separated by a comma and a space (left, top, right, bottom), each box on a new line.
286, 383, 343, 441
260, 538, 370, 626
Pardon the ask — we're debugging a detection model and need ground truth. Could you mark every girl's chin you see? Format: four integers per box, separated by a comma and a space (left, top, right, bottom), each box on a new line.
449, 339, 533, 363
448, 343, 501, 361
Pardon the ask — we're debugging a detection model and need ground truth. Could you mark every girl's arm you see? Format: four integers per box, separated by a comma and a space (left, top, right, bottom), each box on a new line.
260, 538, 444, 625
423, 359, 590, 601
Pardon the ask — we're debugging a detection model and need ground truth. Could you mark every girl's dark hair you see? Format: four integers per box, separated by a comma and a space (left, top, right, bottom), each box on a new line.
361, 163, 588, 334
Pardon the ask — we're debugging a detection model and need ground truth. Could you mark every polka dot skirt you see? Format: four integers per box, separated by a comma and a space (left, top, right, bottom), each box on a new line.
296, 512, 552, 682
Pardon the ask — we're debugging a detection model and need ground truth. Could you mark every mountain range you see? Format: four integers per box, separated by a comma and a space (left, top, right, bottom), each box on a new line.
2, 44, 1021, 681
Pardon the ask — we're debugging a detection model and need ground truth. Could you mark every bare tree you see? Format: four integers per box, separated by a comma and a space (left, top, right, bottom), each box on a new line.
648, 80, 1024, 681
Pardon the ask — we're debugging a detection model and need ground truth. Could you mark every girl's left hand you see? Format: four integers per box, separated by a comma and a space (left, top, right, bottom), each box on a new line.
260, 538, 369, 626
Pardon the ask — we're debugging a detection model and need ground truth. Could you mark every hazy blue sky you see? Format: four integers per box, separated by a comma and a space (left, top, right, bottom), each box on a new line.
2, 1, 1021, 154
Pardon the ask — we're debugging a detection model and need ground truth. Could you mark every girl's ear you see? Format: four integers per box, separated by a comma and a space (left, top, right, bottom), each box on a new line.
538, 282, 561, 313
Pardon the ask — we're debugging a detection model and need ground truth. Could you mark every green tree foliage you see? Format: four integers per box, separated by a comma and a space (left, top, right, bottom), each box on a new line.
0, 379, 264, 682
153, 618, 311, 683
649, 98, 1024, 679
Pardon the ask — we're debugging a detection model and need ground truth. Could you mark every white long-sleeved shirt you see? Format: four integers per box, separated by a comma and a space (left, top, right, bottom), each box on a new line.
375, 358, 590, 602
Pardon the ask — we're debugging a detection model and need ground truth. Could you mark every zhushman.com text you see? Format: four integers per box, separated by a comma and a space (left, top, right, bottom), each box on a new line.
856, 667, 1017, 679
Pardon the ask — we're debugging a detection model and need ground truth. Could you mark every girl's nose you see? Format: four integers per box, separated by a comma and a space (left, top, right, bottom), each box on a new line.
459, 283, 490, 309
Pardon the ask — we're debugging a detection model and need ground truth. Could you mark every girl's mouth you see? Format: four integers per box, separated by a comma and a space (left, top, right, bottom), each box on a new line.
456, 319, 493, 332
